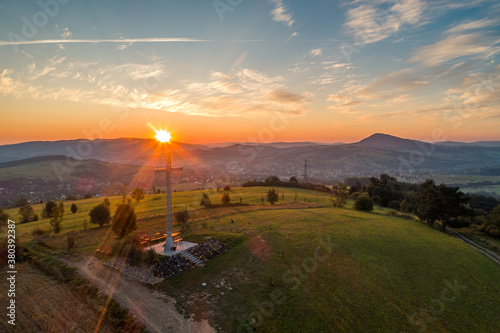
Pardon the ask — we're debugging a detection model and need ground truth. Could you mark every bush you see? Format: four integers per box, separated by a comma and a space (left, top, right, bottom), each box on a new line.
200, 193, 211, 208
32, 227, 48, 238
144, 248, 159, 265
267, 188, 279, 205
221, 192, 231, 206
0, 208, 9, 225
112, 203, 137, 238
355, 193, 373, 211
89, 204, 111, 227
127, 246, 144, 266
70, 203, 78, 214
223, 185, 231, 191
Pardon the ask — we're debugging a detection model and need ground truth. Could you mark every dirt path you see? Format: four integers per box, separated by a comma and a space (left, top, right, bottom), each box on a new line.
63, 256, 215, 333
447, 228, 500, 266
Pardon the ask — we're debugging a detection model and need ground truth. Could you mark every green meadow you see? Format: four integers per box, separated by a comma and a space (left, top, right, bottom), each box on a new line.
3, 187, 500, 332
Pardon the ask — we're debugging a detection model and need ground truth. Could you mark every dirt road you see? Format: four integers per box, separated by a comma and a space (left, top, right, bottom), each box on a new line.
447, 228, 500, 266
64, 256, 215, 333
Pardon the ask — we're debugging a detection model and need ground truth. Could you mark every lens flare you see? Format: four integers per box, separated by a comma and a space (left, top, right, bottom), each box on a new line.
155, 129, 171, 143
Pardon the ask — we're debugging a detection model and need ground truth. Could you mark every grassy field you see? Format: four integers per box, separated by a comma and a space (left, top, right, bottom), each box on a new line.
153, 207, 500, 332
2, 187, 500, 332
4, 187, 332, 242
0, 263, 120, 333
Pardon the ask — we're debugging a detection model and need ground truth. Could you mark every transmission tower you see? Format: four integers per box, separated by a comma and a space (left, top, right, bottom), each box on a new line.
303, 159, 309, 184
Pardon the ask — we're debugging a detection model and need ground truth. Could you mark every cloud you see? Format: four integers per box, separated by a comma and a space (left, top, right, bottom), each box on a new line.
187, 68, 308, 116
114, 62, 165, 80
358, 68, 428, 98
60, 27, 72, 39
446, 18, 499, 34
345, 0, 426, 44
270, 0, 295, 26
0, 37, 212, 47
287, 32, 299, 41
267, 89, 306, 103
410, 33, 500, 67
310, 48, 322, 57
328, 100, 362, 108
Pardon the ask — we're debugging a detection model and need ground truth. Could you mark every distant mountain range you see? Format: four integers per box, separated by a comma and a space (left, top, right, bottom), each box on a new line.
1, 133, 500, 181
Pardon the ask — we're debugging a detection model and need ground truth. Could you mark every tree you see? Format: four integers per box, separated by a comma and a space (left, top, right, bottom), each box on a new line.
50, 205, 63, 235
112, 202, 137, 238
15, 197, 30, 207
120, 183, 130, 202
89, 204, 111, 227
66, 194, 77, 201
0, 209, 9, 225
174, 208, 192, 237
59, 201, 65, 216
417, 180, 440, 226
221, 192, 231, 206
223, 185, 231, 191
42, 200, 58, 219
489, 205, 500, 228
19, 204, 34, 223
332, 182, 348, 207
131, 188, 145, 203
355, 193, 373, 211
436, 184, 468, 230
83, 193, 92, 199
102, 198, 111, 207
267, 188, 279, 205
200, 193, 211, 208
289, 176, 298, 183
70, 203, 78, 214
265, 175, 280, 185
400, 199, 408, 213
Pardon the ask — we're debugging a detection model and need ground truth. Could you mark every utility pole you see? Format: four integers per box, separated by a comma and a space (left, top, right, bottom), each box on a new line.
303, 159, 309, 184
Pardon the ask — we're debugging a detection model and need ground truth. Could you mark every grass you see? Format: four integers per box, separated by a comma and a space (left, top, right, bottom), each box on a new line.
4, 187, 332, 242
2, 186, 500, 332
0, 262, 120, 333
156, 207, 500, 332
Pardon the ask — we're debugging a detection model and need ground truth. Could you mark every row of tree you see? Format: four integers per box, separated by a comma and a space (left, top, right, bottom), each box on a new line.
338, 174, 500, 236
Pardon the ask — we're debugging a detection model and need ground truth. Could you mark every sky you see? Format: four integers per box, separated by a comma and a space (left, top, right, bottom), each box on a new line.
0, 0, 499, 145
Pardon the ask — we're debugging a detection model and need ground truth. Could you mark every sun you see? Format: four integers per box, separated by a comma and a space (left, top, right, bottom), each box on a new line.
154, 129, 172, 143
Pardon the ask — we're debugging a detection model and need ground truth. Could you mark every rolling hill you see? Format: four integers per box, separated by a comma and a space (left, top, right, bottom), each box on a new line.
1, 134, 500, 183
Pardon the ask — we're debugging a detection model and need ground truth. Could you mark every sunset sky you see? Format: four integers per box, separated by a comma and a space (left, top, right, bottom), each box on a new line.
1, 0, 499, 145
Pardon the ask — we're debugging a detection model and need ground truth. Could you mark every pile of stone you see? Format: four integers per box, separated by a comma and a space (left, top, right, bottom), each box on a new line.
152, 239, 228, 279
187, 239, 228, 262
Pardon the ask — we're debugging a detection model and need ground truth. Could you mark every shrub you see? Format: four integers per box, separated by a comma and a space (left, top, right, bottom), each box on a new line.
112, 203, 137, 238
221, 192, 231, 206
267, 188, 279, 205
200, 193, 211, 208
32, 227, 48, 238
70, 203, 78, 214
224, 185, 231, 191
89, 204, 111, 227
355, 193, 373, 211
127, 246, 144, 266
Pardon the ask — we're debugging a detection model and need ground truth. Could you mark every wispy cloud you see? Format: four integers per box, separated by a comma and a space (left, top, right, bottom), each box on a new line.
270, 0, 294, 26
446, 18, 499, 34
410, 33, 500, 67
309, 48, 322, 57
345, 0, 426, 44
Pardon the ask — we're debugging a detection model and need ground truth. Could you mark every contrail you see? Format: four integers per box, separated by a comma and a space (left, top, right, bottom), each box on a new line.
0, 38, 265, 46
